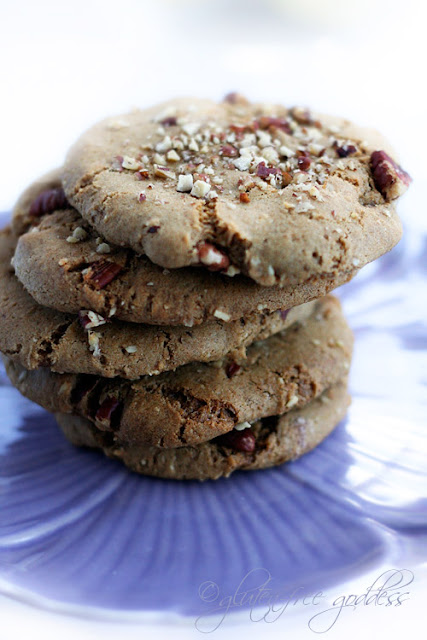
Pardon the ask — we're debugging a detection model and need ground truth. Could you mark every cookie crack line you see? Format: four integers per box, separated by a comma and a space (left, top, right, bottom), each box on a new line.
11, 206, 360, 327
72, 165, 109, 198
35, 321, 74, 368
160, 330, 175, 364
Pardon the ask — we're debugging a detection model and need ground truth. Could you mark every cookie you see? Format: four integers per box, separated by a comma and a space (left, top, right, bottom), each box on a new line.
0, 227, 315, 377
12, 168, 66, 236
13, 205, 356, 327
60, 96, 408, 286
54, 380, 350, 480
3, 295, 353, 448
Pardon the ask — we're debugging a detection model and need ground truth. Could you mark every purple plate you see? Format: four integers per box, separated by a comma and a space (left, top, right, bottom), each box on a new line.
0, 213, 426, 620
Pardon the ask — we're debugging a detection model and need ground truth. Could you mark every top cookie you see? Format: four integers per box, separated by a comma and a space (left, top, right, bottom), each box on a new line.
61, 95, 409, 286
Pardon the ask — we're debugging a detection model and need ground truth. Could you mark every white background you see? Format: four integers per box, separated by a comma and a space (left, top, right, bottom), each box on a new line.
0, 1, 426, 638
1, 0, 426, 228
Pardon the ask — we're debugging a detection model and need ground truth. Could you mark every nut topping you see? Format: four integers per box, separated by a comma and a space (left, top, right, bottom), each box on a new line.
218, 428, 256, 452
29, 187, 68, 217
234, 421, 251, 431
95, 397, 122, 429
226, 361, 241, 378
109, 99, 411, 238
223, 92, 249, 105
78, 310, 107, 330
159, 116, 177, 127
177, 174, 194, 192
197, 242, 230, 271
257, 116, 291, 134
297, 156, 311, 171
66, 226, 88, 243
83, 260, 122, 289
290, 106, 313, 125
220, 144, 239, 158
191, 180, 211, 199
370, 150, 412, 201
256, 162, 281, 180
335, 144, 357, 158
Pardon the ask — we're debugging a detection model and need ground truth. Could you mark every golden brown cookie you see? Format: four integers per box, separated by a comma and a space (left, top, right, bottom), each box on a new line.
58, 96, 407, 286
3, 295, 353, 448
55, 380, 350, 480
12, 205, 356, 326
0, 226, 314, 378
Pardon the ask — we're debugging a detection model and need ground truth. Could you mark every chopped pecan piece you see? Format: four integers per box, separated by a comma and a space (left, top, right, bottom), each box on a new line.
335, 144, 357, 158
78, 310, 107, 330
111, 155, 124, 171
290, 107, 313, 125
218, 429, 256, 452
220, 144, 239, 157
257, 116, 292, 134
29, 187, 68, 217
256, 162, 282, 180
95, 396, 122, 430
154, 165, 175, 179
159, 116, 177, 127
226, 361, 241, 378
197, 242, 230, 271
370, 150, 412, 201
223, 92, 249, 105
229, 124, 247, 139
282, 171, 293, 186
297, 156, 311, 171
83, 261, 122, 289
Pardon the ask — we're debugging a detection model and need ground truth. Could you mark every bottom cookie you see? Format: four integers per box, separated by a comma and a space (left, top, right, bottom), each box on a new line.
55, 380, 350, 480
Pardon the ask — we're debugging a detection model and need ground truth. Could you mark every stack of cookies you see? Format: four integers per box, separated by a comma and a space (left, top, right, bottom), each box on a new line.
0, 95, 410, 480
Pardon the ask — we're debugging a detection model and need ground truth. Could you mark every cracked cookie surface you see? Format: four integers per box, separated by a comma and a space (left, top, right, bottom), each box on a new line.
58, 96, 406, 286
13, 202, 356, 326
4, 295, 353, 448
0, 227, 315, 378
